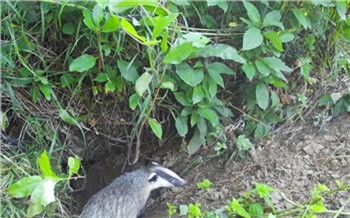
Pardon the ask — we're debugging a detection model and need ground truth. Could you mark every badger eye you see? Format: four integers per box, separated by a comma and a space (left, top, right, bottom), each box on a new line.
169, 178, 175, 184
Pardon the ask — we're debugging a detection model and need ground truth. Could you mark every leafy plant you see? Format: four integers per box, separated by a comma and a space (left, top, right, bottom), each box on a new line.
7, 150, 80, 218
197, 179, 213, 193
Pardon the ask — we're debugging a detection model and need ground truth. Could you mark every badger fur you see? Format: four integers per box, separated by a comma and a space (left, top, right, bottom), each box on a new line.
79, 162, 186, 218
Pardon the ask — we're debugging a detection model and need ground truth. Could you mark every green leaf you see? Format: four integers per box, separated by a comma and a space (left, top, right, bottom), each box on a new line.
192, 85, 204, 104
208, 68, 224, 88
59, 108, 77, 126
190, 111, 199, 127
208, 62, 235, 75
237, 135, 252, 151
200, 44, 246, 64
207, 77, 217, 100
163, 42, 193, 64
255, 59, 271, 76
336, 1, 347, 20
263, 10, 283, 29
118, 59, 139, 83
174, 92, 191, 106
161, 29, 169, 52
198, 108, 218, 126
135, 72, 153, 96
256, 81, 269, 110
182, 32, 210, 48
292, 7, 309, 29
94, 73, 108, 82
160, 81, 174, 91
27, 178, 57, 218
176, 63, 204, 87
148, 117, 162, 139
102, 15, 120, 32
38, 83, 52, 101
68, 156, 80, 177
187, 128, 202, 155
129, 93, 140, 110
120, 18, 146, 42
30, 86, 39, 103
152, 13, 178, 39
271, 91, 280, 108
92, 4, 104, 27
264, 30, 283, 51
243, 1, 261, 26
254, 123, 265, 138
243, 27, 263, 51
242, 62, 256, 81
7, 176, 42, 198
82, 9, 96, 31
263, 57, 292, 73
279, 31, 295, 43
249, 203, 264, 216
69, 54, 96, 72
175, 116, 188, 137
310, 203, 327, 213
39, 150, 57, 178
62, 22, 75, 35
60, 73, 75, 88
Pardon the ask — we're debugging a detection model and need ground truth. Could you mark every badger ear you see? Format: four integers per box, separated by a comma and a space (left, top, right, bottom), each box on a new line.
148, 172, 158, 183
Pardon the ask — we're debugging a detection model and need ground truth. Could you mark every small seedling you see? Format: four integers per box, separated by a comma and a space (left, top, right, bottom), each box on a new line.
197, 179, 212, 193
167, 202, 177, 218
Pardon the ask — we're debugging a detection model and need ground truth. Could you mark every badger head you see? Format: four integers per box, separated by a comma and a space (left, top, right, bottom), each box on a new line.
147, 162, 186, 190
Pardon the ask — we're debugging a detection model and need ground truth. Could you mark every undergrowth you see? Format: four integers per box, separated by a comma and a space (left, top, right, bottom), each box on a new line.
1, 0, 349, 217
168, 179, 350, 218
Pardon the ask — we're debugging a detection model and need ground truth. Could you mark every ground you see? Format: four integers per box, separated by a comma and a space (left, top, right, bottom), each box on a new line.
74, 113, 350, 217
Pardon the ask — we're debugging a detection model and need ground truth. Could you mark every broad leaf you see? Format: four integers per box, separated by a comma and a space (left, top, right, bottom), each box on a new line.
198, 108, 218, 126
292, 7, 309, 29
118, 59, 139, 83
242, 62, 256, 81
264, 30, 283, 51
176, 63, 204, 87
68, 156, 80, 178
263, 57, 292, 72
101, 15, 120, 32
187, 128, 202, 155
135, 72, 153, 96
120, 18, 146, 42
39, 150, 57, 178
129, 93, 140, 110
7, 176, 42, 198
92, 4, 103, 27
27, 178, 57, 218
69, 54, 96, 72
192, 85, 204, 104
82, 9, 96, 31
163, 42, 193, 64
175, 116, 188, 137
38, 83, 52, 101
148, 118, 162, 139
208, 62, 235, 75
243, 1, 261, 26
256, 81, 269, 110
243, 28, 263, 50
153, 14, 178, 39
182, 32, 210, 48
255, 59, 271, 76
208, 68, 224, 88
59, 108, 77, 126
174, 92, 191, 106
200, 44, 246, 63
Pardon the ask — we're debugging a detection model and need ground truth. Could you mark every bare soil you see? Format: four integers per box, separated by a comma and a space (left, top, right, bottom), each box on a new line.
74, 113, 350, 217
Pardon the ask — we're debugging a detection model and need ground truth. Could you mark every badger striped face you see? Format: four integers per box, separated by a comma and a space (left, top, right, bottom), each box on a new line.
147, 163, 186, 190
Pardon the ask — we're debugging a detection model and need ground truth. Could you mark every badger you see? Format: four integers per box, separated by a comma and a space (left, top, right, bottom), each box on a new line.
79, 162, 186, 218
